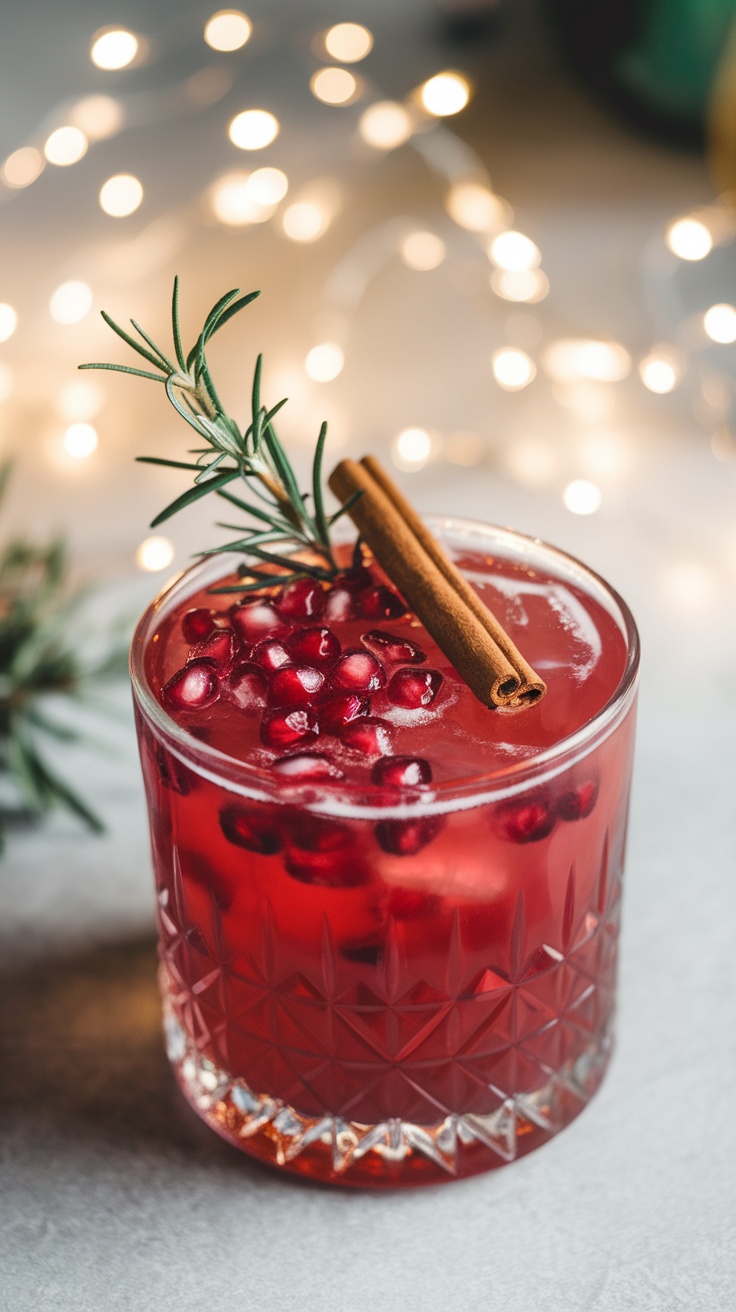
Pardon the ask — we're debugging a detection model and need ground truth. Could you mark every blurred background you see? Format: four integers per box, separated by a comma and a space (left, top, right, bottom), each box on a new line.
2, 6, 736, 1308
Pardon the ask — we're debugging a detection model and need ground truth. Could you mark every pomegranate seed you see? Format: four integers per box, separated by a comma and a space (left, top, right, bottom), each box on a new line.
360, 629, 427, 665
191, 627, 237, 670
492, 795, 555, 844
388, 667, 443, 709
371, 756, 432, 788
384, 888, 442, 919
283, 814, 368, 887
340, 716, 392, 756
339, 566, 374, 594
228, 662, 267, 710
330, 648, 385, 694
251, 639, 292, 673
268, 664, 325, 707
154, 741, 197, 795
556, 777, 599, 821
287, 625, 341, 667
260, 707, 319, 750
163, 660, 219, 711
271, 752, 344, 781
182, 607, 216, 643
360, 586, 406, 620
219, 802, 282, 855
324, 586, 358, 622
319, 692, 369, 734
375, 815, 444, 856
277, 577, 325, 619
231, 600, 288, 644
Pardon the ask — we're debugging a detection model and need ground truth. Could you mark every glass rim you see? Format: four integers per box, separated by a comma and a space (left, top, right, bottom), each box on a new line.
130, 516, 640, 818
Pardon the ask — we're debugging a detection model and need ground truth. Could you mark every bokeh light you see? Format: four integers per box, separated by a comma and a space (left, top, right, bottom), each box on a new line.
491, 269, 549, 302
57, 379, 105, 421
563, 479, 602, 515
44, 126, 88, 167
489, 230, 541, 271
2, 146, 44, 189
99, 174, 143, 217
90, 28, 139, 71
665, 217, 712, 261
324, 22, 373, 62
310, 68, 358, 106
704, 303, 736, 344
305, 343, 344, 381
358, 102, 412, 149
211, 171, 267, 225
543, 339, 630, 382
492, 347, 536, 390
63, 422, 98, 459
420, 72, 470, 116
639, 353, 679, 393
228, 109, 279, 150
0, 304, 18, 342
204, 10, 252, 52
281, 201, 328, 242
69, 95, 124, 141
399, 231, 446, 271
393, 427, 433, 470
49, 281, 93, 325
246, 167, 288, 205
445, 183, 507, 233
137, 536, 175, 572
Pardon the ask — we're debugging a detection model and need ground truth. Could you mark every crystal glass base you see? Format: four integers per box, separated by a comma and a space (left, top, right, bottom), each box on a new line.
164, 997, 613, 1187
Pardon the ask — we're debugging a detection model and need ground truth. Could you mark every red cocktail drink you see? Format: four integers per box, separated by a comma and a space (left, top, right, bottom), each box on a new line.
131, 518, 638, 1186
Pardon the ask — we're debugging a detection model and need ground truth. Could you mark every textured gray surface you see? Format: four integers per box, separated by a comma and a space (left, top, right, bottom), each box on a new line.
1, 1, 736, 1308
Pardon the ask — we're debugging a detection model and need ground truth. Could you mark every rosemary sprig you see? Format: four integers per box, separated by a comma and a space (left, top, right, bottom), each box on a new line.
81, 279, 360, 589
0, 466, 127, 848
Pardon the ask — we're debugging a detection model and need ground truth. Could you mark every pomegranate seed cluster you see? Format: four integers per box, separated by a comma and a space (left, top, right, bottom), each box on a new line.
157, 566, 600, 884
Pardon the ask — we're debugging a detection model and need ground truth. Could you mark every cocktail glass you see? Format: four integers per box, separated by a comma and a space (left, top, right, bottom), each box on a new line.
130, 517, 638, 1187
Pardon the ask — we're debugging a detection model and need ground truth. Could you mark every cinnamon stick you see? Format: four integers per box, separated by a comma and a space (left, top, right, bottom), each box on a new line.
360, 456, 546, 706
329, 457, 546, 709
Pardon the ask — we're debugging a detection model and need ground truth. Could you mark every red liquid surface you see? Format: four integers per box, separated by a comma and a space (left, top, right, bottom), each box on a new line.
135, 542, 636, 1185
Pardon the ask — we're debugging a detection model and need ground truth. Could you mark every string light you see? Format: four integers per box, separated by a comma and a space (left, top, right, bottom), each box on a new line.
246, 167, 288, 205
491, 269, 549, 303
665, 217, 712, 261
137, 536, 175, 572
445, 183, 507, 233
0, 304, 17, 343
2, 147, 44, 189
99, 174, 143, 217
563, 479, 602, 515
91, 28, 139, 70
204, 10, 252, 51
57, 379, 105, 421
324, 23, 373, 62
543, 339, 630, 383
492, 348, 536, 390
358, 102, 412, 150
69, 95, 124, 141
305, 343, 344, 381
704, 303, 736, 344
489, 230, 541, 271
49, 281, 93, 325
63, 422, 98, 459
310, 68, 358, 106
393, 427, 433, 470
44, 127, 88, 167
420, 72, 470, 117
281, 201, 328, 242
639, 353, 679, 393
399, 231, 446, 270
211, 171, 271, 224
228, 109, 279, 150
